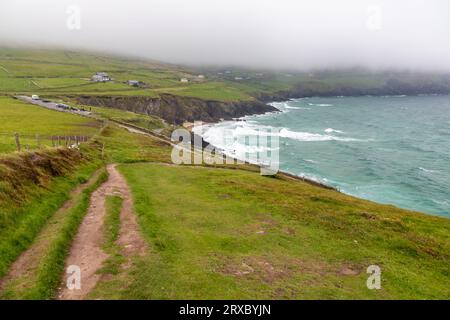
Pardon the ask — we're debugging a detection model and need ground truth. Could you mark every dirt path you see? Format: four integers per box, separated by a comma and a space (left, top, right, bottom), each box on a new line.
58, 164, 146, 300
0, 168, 103, 294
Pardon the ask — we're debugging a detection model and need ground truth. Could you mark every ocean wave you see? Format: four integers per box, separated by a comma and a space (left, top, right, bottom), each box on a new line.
308, 103, 333, 107
419, 167, 439, 174
278, 128, 359, 142
197, 122, 361, 144
324, 128, 343, 134
269, 101, 310, 111
228, 141, 279, 154
285, 106, 310, 110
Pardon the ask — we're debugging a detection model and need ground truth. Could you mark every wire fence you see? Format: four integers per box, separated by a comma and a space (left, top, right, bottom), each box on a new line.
0, 132, 90, 154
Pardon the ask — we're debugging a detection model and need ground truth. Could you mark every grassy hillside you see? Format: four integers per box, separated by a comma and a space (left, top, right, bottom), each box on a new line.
0, 96, 101, 153
3, 48, 448, 103
0, 48, 255, 101
88, 161, 449, 299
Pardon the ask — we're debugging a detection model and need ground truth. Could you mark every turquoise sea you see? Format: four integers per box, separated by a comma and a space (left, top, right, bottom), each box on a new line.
196, 95, 450, 217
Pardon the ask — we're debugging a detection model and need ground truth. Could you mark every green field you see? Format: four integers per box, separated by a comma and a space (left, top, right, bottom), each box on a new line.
2, 48, 449, 103
86, 105, 167, 131
0, 48, 243, 101
0, 96, 101, 153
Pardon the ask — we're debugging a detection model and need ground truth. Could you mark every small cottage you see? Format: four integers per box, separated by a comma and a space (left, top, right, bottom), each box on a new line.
91, 72, 111, 82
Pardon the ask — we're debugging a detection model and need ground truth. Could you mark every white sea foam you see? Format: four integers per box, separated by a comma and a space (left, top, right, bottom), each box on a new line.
285, 106, 310, 110
419, 167, 438, 174
278, 128, 358, 142
324, 128, 344, 134
196, 122, 361, 146
269, 101, 310, 111
308, 103, 333, 107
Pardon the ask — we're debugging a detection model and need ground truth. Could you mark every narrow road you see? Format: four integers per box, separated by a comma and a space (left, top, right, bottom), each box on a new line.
15, 95, 92, 117
58, 164, 145, 300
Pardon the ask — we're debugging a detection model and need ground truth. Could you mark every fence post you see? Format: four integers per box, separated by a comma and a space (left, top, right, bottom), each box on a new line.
36, 134, 41, 149
57, 136, 60, 147
14, 133, 21, 152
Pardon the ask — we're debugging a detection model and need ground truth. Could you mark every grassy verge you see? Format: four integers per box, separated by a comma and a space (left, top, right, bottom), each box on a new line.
0, 146, 103, 278
93, 124, 172, 163
87, 105, 167, 131
98, 196, 125, 275
2, 169, 107, 299
98, 163, 449, 300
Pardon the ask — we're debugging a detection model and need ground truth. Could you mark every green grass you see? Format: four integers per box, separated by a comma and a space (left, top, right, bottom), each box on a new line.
97, 196, 126, 276
0, 168, 108, 299
93, 124, 172, 163
0, 48, 190, 97
2, 48, 450, 104
0, 146, 104, 279
0, 96, 101, 153
86, 105, 167, 131
0, 48, 301, 102
156, 82, 254, 101
93, 163, 449, 300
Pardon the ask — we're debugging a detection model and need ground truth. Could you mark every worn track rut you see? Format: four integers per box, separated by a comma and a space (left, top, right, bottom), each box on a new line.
58, 164, 146, 300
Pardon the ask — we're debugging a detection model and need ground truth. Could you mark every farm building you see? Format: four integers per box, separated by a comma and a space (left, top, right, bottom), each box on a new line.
91, 72, 111, 82
180, 78, 189, 83
127, 80, 140, 86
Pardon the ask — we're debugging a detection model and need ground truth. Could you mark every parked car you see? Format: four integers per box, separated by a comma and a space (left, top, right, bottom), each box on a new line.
31, 95, 40, 100
56, 103, 70, 110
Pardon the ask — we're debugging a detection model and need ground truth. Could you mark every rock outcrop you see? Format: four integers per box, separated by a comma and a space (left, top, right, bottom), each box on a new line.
76, 94, 277, 124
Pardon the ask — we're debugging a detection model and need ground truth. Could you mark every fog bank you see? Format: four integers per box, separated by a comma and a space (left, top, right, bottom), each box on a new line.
1, 0, 449, 70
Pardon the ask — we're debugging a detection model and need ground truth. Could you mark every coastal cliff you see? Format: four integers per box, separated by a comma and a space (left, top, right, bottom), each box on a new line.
76, 94, 276, 124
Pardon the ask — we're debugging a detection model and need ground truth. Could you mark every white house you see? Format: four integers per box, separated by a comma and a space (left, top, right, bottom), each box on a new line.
180, 78, 189, 83
92, 72, 111, 82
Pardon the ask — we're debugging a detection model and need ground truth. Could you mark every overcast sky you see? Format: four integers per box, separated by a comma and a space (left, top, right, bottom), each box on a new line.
1, 0, 449, 70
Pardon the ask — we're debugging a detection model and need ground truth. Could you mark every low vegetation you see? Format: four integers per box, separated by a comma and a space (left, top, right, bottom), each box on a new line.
86, 163, 449, 299
0, 167, 107, 299
98, 196, 126, 276
85, 105, 167, 132
0, 145, 103, 279
93, 124, 172, 164
0, 96, 100, 153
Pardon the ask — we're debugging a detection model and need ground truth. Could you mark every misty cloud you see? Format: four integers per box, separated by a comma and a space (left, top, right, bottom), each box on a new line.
1, 0, 449, 70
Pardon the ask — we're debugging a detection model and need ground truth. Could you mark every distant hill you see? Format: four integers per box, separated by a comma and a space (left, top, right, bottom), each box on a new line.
1, 47, 450, 124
